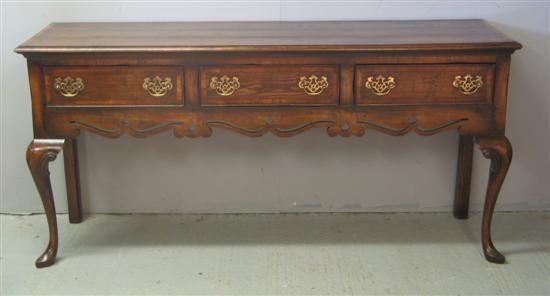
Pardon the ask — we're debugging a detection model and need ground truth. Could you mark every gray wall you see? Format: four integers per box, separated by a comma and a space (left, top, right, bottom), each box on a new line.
1, 1, 549, 214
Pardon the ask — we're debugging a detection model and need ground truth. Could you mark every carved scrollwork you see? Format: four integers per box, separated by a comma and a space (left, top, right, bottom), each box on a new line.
66, 115, 469, 139
54, 77, 85, 97
365, 75, 396, 96
70, 119, 184, 138
326, 122, 365, 137
453, 74, 483, 95
206, 119, 336, 137
210, 75, 240, 96
142, 76, 173, 97
68, 118, 340, 138
356, 117, 468, 136
298, 75, 329, 96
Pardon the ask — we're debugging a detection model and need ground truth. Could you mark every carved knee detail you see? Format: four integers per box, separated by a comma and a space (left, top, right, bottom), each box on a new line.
476, 136, 512, 263
27, 139, 64, 268
478, 137, 512, 173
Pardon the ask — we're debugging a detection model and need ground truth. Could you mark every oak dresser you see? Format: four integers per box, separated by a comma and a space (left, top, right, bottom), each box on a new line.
15, 20, 522, 267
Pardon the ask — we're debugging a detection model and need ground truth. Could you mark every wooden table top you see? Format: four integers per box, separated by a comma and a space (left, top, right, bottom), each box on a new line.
16, 20, 521, 53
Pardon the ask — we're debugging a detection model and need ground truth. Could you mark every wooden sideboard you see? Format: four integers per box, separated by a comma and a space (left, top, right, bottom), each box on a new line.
16, 20, 521, 268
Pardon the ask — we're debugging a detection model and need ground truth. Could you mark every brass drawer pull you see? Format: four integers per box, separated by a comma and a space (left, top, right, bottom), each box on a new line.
143, 76, 173, 97
210, 75, 240, 96
54, 76, 85, 97
453, 74, 483, 95
298, 75, 328, 96
365, 75, 396, 96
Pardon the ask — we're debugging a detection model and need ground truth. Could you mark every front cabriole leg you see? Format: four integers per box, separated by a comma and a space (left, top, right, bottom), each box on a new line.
475, 136, 512, 263
26, 139, 64, 268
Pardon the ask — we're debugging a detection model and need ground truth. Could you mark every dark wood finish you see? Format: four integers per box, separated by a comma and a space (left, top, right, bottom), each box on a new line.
493, 56, 512, 132
340, 64, 355, 106
15, 20, 521, 53
63, 139, 83, 223
454, 135, 474, 219
27, 61, 47, 138
44, 66, 184, 106
200, 65, 339, 106
43, 106, 492, 139
15, 21, 521, 267
26, 139, 64, 268
476, 136, 513, 263
355, 64, 494, 105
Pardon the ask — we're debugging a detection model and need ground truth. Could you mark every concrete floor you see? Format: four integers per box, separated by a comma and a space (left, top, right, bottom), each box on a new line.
1, 212, 549, 295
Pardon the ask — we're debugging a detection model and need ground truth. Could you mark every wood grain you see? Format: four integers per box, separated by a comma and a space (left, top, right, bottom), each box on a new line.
200, 65, 339, 106
15, 20, 521, 53
355, 64, 494, 105
43, 106, 492, 139
15, 20, 522, 267
26, 139, 64, 268
44, 66, 184, 106
63, 139, 83, 223
454, 135, 474, 219
476, 136, 513, 263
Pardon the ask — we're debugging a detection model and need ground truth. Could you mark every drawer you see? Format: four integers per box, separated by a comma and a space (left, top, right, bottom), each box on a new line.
200, 65, 339, 106
44, 66, 184, 106
355, 64, 495, 105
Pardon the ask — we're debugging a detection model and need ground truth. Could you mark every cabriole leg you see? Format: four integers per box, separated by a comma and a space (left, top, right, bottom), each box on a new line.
476, 136, 512, 263
454, 135, 474, 219
26, 139, 64, 268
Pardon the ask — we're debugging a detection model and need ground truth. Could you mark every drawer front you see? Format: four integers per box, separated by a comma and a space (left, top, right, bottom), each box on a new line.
44, 66, 184, 106
200, 65, 339, 106
355, 64, 494, 105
